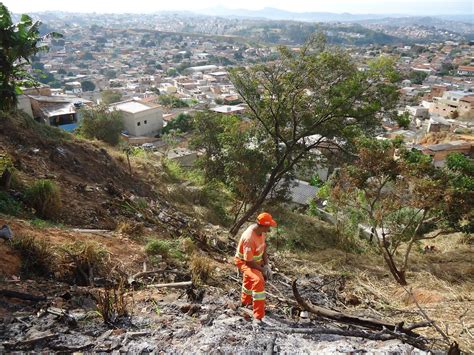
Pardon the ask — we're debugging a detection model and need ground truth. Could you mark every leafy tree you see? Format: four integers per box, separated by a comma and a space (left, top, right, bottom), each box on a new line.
408, 70, 429, 85
81, 80, 96, 92
157, 94, 189, 108
0, 4, 62, 110
162, 113, 193, 134
225, 35, 399, 235
101, 90, 122, 104
78, 105, 124, 146
326, 139, 473, 285
395, 112, 411, 129
191, 112, 272, 220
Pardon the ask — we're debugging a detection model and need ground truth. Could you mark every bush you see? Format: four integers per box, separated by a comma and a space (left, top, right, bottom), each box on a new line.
12, 235, 54, 276
60, 240, 110, 286
145, 238, 184, 261
0, 191, 23, 216
25, 179, 61, 220
78, 105, 124, 146
145, 239, 172, 258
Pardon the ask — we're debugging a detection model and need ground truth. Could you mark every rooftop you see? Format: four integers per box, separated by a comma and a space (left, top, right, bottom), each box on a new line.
110, 100, 157, 114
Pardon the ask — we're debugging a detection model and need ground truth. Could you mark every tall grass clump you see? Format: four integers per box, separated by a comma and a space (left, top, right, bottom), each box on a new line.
25, 179, 62, 220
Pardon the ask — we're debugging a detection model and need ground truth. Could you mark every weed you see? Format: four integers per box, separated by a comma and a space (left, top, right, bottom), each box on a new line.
30, 218, 64, 229
145, 238, 185, 261
145, 239, 171, 258
11, 235, 55, 277
60, 240, 110, 286
0, 191, 24, 216
190, 253, 213, 285
95, 279, 130, 325
116, 221, 145, 240
180, 237, 196, 255
25, 179, 62, 220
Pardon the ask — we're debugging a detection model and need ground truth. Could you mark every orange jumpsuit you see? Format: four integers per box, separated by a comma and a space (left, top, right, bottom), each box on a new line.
234, 224, 266, 320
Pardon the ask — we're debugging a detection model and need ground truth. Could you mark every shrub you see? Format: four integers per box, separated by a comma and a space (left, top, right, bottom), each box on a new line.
12, 235, 54, 276
78, 105, 124, 146
145, 238, 185, 261
0, 191, 23, 216
145, 239, 171, 258
60, 240, 110, 286
25, 179, 62, 220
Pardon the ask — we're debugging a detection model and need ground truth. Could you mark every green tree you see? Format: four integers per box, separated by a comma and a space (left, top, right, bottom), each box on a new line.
157, 94, 189, 108
0, 4, 62, 110
395, 112, 411, 129
78, 105, 124, 145
81, 80, 96, 92
225, 35, 399, 235
162, 113, 193, 134
101, 90, 122, 104
408, 70, 429, 85
327, 139, 473, 285
191, 112, 272, 221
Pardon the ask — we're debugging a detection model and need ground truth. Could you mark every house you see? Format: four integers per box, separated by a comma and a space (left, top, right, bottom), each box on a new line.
166, 147, 198, 168
416, 140, 472, 167
427, 116, 452, 133
458, 96, 474, 120
64, 81, 82, 95
210, 105, 246, 115
457, 65, 474, 76
110, 100, 163, 137
28, 95, 92, 131
430, 91, 474, 119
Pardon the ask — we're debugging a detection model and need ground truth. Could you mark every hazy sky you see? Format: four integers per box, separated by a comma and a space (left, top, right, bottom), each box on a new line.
2, 0, 473, 15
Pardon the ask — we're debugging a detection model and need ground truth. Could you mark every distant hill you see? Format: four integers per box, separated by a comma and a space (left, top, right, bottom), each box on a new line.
195, 6, 403, 22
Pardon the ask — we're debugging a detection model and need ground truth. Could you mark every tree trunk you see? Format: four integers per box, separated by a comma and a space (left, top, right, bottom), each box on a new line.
380, 246, 407, 285
0, 168, 12, 190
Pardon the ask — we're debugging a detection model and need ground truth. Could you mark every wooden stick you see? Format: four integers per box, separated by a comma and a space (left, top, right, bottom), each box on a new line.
292, 280, 420, 337
146, 281, 192, 289
0, 289, 46, 302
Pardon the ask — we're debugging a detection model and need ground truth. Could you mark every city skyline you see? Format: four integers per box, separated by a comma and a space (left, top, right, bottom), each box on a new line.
2, 0, 472, 15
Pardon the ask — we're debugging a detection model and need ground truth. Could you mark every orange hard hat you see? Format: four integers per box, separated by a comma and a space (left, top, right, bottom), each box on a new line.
257, 212, 277, 227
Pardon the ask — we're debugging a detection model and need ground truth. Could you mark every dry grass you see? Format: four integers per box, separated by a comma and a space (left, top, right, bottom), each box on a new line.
95, 279, 130, 325
277, 232, 473, 352
190, 253, 214, 285
116, 221, 145, 240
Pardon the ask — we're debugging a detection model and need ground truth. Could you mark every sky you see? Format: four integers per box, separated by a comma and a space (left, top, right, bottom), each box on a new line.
2, 0, 472, 15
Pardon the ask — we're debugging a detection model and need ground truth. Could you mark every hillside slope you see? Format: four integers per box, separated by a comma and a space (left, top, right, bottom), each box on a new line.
0, 112, 472, 353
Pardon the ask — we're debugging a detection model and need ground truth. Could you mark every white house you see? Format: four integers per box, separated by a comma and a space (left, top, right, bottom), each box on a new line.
110, 100, 163, 137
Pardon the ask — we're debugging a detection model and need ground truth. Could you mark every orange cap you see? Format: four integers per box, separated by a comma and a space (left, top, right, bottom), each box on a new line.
257, 212, 277, 227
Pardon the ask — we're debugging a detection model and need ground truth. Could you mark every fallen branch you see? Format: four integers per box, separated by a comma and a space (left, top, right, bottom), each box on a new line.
292, 280, 422, 337
402, 286, 451, 344
127, 269, 166, 284
0, 289, 46, 302
146, 281, 192, 289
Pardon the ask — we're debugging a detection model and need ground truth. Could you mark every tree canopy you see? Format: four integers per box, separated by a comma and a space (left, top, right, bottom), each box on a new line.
0, 4, 62, 110
222, 35, 399, 234
324, 138, 473, 285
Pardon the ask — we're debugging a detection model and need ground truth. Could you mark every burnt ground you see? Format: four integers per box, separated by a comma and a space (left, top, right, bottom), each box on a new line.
0, 275, 430, 354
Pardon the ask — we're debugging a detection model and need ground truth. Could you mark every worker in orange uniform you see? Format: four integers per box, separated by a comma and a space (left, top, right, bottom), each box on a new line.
234, 212, 276, 322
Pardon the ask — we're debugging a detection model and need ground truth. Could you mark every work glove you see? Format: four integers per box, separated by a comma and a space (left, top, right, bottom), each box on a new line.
262, 264, 273, 281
